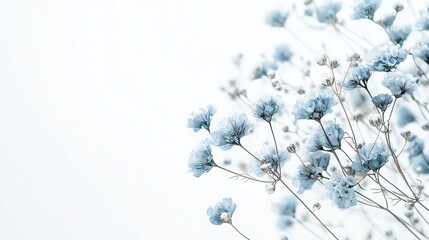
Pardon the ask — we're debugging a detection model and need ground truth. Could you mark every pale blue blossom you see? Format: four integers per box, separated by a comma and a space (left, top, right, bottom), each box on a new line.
207, 198, 237, 225
416, 9, 429, 31
411, 38, 429, 65
273, 44, 293, 62
407, 135, 424, 158
325, 172, 357, 209
371, 93, 393, 112
397, 107, 416, 127
211, 114, 252, 150
388, 25, 411, 46
252, 96, 284, 122
412, 155, 429, 174
294, 152, 330, 193
252, 60, 279, 79
307, 120, 344, 152
366, 45, 407, 72
254, 147, 290, 176
266, 10, 289, 27
276, 196, 298, 229
187, 105, 216, 133
351, 0, 382, 20
316, 1, 342, 24
292, 91, 337, 121
344, 65, 371, 90
382, 72, 417, 98
351, 143, 390, 173
188, 142, 215, 177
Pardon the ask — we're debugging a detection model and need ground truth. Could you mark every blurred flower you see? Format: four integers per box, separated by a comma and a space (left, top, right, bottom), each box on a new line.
372, 93, 393, 112
307, 120, 344, 151
351, 143, 390, 173
344, 65, 371, 90
252, 96, 285, 122
188, 141, 215, 177
187, 105, 216, 133
351, 0, 381, 20
397, 107, 416, 127
366, 45, 407, 72
325, 172, 357, 209
316, 1, 342, 24
252, 60, 279, 79
294, 152, 330, 193
407, 135, 424, 157
273, 44, 293, 62
388, 25, 411, 46
207, 198, 237, 225
411, 38, 429, 65
416, 9, 429, 31
382, 72, 417, 98
254, 147, 291, 176
276, 196, 298, 229
212, 114, 252, 150
412, 155, 429, 174
292, 91, 337, 121
266, 10, 289, 27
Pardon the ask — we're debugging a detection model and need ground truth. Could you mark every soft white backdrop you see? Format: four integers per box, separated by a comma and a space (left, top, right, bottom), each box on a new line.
0, 0, 288, 239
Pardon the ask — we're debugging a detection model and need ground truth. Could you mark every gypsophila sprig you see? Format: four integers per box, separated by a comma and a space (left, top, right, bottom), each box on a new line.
366, 44, 407, 72
294, 152, 330, 193
344, 65, 372, 90
325, 172, 357, 209
211, 114, 252, 150
372, 93, 393, 112
382, 72, 417, 98
307, 120, 344, 151
315, 1, 342, 24
276, 196, 298, 229
292, 90, 337, 121
188, 141, 215, 177
254, 147, 290, 177
187, 105, 216, 133
252, 96, 285, 122
351, 143, 390, 174
207, 198, 237, 225
351, 0, 382, 20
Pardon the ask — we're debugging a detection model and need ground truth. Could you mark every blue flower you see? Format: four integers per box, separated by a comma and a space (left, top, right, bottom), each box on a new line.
416, 9, 429, 31
325, 172, 357, 209
206, 198, 237, 225
382, 72, 417, 98
316, 1, 342, 24
351, 143, 390, 173
397, 107, 416, 127
294, 152, 330, 193
254, 147, 290, 176
188, 142, 215, 177
292, 91, 337, 121
211, 114, 252, 150
412, 154, 429, 174
351, 0, 381, 20
371, 93, 393, 112
366, 45, 407, 72
187, 105, 216, 133
276, 196, 298, 229
407, 135, 424, 158
344, 65, 371, 90
307, 120, 344, 152
388, 25, 411, 46
273, 44, 293, 62
266, 10, 289, 27
252, 60, 279, 79
252, 96, 284, 122
411, 38, 429, 65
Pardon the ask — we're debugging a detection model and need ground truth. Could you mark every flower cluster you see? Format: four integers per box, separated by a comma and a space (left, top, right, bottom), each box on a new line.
344, 65, 371, 90
325, 172, 357, 209
366, 45, 407, 72
252, 96, 284, 122
187, 105, 216, 133
254, 147, 290, 177
416, 9, 429, 31
207, 198, 237, 225
351, 0, 381, 20
266, 10, 289, 27
307, 121, 344, 152
381, 72, 417, 98
292, 91, 337, 121
294, 152, 330, 193
188, 141, 215, 177
411, 38, 429, 64
211, 114, 252, 150
315, 1, 342, 24
276, 197, 298, 229
351, 143, 391, 174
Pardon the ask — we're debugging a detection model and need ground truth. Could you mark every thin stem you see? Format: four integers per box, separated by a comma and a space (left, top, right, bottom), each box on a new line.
230, 222, 250, 240
239, 144, 261, 163
215, 164, 272, 184
294, 217, 324, 240
268, 121, 281, 176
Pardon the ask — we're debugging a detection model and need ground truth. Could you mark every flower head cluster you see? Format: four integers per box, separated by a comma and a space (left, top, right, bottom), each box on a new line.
366, 45, 407, 72
292, 91, 337, 121
407, 135, 424, 158
416, 9, 429, 31
206, 198, 237, 225
388, 25, 411, 46
307, 121, 344, 152
382, 72, 417, 98
252, 96, 284, 122
315, 1, 342, 24
351, 143, 390, 174
188, 142, 215, 177
211, 114, 252, 150
254, 147, 290, 176
397, 107, 416, 127
407, 135, 429, 174
411, 38, 429, 64
187, 105, 216, 133
351, 0, 381, 20
252, 60, 279, 79
276, 197, 298, 229
344, 65, 371, 90
325, 172, 357, 209
273, 44, 293, 62
266, 10, 289, 27
294, 152, 330, 193
371, 93, 393, 112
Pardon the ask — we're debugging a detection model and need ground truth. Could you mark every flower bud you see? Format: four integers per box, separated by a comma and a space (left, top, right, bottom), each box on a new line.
394, 3, 404, 12
317, 54, 328, 66
313, 202, 321, 211
287, 144, 296, 153
260, 163, 272, 173
422, 122, 429, 131
347, 52, 360, 62
267, 69, 276, 79
330, 59, 340, 69
405, 200, 414, 210
265, 184, 276, 194
400, 131, 411, 140
220, 212, 231, 222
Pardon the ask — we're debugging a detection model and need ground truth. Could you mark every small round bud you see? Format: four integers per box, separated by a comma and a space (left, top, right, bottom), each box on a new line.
267, 69, 276, 79
220, 212, 231, 222
416, 166, 423, 174
394, 3, 404, 12
405, 200, 414, 210
282, 126, 289, 132
313, 203, 321, 211
297, 87, 305, 94
304, 8, 313, 17
422, 122, 429, 131
400, 131, 411, 140
275, 85, 283, 91
304, 162, 312, 168
265, 184, 276, 194
260, 163, 272, 173
287, 144, 296, 153
302, 68, 310, 77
